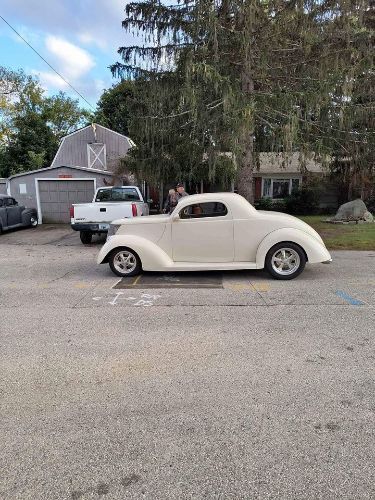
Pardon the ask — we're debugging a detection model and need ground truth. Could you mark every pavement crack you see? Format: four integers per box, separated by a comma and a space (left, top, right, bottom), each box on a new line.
47, 270, 73, 283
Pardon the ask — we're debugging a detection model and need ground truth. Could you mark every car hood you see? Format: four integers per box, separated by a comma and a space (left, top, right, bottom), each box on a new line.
112, 214, 170, 225
257, 210, 324, 245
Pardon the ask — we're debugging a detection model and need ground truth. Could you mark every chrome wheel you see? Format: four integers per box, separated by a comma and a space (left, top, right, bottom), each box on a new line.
113, 250, 137, 275
30, 217, 38, 227
271, 248, 300, 276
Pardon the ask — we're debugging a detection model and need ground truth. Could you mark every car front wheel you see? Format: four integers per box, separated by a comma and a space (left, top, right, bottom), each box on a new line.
265, 243, 306, 280
108, 248, 142, 277
30, 216, 38, 228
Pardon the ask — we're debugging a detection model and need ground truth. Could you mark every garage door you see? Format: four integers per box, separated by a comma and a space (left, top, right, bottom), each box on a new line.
38, 180, 95, 223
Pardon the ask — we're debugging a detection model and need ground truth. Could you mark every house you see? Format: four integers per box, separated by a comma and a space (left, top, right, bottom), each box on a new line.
252, 153, 338, 208
6, 124, 135, 223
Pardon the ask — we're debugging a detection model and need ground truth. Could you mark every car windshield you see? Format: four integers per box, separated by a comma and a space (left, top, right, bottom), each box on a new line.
95, 188, 141, 202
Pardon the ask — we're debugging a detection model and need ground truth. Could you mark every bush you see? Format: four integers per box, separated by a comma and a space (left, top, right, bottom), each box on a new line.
365, 195, 375, 215
254, 197, 273, 210
284, 188, 320, 215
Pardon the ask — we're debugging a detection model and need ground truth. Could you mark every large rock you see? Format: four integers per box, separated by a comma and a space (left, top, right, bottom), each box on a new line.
332, 199, 373, 222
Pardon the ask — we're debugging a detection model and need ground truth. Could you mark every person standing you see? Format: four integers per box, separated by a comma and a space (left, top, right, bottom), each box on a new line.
163, 188, 178, 214
176, 182, 189, 201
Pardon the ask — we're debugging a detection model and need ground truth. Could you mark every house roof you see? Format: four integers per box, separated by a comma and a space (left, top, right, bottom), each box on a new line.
257, 153, 325, 174
8, 164, 116, 180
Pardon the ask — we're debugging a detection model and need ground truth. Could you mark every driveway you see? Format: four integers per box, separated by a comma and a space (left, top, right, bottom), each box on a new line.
1, 226, 374, 499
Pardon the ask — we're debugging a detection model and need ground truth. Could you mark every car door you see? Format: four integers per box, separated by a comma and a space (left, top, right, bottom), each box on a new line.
172, 201, 234, 262
0, 198, 7, 229
5, 197, 23, 227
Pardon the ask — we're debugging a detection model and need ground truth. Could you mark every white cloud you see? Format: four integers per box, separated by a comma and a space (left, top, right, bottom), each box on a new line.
33, 70, 68, 91
77, 32, 108, 51
45, 35, 95, 81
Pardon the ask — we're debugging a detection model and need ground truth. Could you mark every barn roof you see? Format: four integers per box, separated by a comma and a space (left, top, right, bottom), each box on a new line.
8, 164, 116, 180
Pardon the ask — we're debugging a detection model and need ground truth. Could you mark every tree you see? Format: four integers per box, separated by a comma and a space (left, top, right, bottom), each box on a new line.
43, 91, 90, 141
113, 1, 373, 203
95, 81, 134, 136
0, 66, 88, 177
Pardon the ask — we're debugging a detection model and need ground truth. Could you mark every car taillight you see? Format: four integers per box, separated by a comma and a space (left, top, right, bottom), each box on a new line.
69, 205, 74, 218
131, 203, 137, 217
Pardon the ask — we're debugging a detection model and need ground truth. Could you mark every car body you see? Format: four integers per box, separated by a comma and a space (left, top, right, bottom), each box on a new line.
0, 194, 38, 233
70, 185, 149, 244
97, 192, 332, 280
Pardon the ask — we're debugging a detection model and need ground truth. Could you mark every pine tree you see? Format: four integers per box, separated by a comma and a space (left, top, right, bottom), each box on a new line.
113, 1, 373, 202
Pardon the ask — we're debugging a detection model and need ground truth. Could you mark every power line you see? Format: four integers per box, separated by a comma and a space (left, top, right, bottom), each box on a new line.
0, 15, 95, 109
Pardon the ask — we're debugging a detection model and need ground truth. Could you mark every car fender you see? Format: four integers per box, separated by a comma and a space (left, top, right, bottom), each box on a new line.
255, 228, 331, 268
21, 208, 38, 225
97, 234, 173, 270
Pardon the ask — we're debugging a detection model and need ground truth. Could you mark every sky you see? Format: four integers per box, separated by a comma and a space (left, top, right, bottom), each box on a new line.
0, 0, 133, 110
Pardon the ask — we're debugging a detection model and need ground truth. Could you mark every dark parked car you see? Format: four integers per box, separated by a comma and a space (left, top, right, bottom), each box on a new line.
0, 194, 38, 233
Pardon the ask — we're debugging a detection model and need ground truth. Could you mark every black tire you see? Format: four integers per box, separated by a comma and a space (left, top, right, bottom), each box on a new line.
265, 242, 306, 280
108, 247, 142, 278
80, 231, 93, 244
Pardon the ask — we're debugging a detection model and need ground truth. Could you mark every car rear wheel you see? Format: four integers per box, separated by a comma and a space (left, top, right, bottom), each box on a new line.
30, 216, 38, 228
80, 231, 92, 244
265, 243, 306, 280
109, 248, 142, 278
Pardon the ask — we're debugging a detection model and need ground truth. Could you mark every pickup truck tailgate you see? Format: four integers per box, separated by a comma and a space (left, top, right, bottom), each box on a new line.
73, 203, 133, 223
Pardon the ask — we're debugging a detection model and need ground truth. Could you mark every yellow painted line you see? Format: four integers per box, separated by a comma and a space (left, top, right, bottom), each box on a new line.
132, 275, 142, 286
226, 283, 254, 291
252, 283, 270, 292
74, 283, 91, 289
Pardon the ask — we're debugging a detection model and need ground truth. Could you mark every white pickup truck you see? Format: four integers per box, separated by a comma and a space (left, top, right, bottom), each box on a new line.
70, 186, 149, 244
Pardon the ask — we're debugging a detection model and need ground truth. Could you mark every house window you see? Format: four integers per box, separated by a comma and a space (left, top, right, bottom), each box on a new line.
262, 177, 300, 199
19, 184, 27, 194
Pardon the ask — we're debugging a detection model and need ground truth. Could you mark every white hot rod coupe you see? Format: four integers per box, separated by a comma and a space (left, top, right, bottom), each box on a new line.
97, 192, 332, 280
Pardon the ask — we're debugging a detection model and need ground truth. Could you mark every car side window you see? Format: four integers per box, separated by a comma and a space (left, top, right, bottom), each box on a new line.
5, 198, 17, 206
180, 202, 228, 219
0, 199, 3, 207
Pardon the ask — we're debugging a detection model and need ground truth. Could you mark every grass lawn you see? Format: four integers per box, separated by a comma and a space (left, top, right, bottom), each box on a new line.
298, 215, 375, 250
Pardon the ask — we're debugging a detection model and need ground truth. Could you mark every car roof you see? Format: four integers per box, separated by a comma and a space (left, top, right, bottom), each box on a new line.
176, 192, 256, 217
0, 194, 10, 199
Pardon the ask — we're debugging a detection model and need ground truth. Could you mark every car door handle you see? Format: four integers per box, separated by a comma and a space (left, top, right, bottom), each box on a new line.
100, 208, 106, 212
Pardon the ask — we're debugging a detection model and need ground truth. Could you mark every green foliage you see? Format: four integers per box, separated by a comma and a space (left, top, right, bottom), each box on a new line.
284, 188, 320, 215
0, 66, 88, 177
27, 150, 46, 170
365, 195, 375, 215
254, 197, 273, 211
112, 0, 373, 202
4, 112, 58, 176
94, 81, 134, 136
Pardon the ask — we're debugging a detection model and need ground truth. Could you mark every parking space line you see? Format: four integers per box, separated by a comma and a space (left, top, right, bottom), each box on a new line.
335, 290, 365, 306
132, 275, 142, 286
252, 283, 270, 292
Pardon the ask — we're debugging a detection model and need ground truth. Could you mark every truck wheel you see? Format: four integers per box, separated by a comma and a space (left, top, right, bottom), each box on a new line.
109, 247, 142, 277
80, 231, 92, 244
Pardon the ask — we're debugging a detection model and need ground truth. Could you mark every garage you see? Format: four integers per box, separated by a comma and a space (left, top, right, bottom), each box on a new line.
37, 179, 95, 223
7, 165, 117, 224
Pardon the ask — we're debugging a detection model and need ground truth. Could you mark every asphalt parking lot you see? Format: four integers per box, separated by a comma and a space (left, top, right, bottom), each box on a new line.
1, 225, 374, 500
